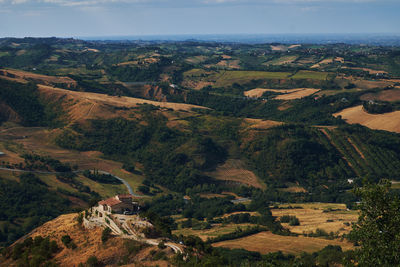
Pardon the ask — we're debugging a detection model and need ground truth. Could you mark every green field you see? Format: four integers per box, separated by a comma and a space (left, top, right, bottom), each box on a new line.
184, 68, 212, 78
213, 70, 291, 87
78, 174, 127, 198
184, 69, 330, 88
265, 56, 298, 66
291, 70, 330, 80
111, 168, 146, 194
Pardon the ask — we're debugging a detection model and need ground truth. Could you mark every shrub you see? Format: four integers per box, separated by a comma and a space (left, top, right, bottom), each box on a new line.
124, 240, 147, 255
158, 241, 166, 249
153, 251, 167, 260
101, 227, 112, 243
61, 235, 72, 247
138, 185, 150, 194
122, 163, 135, 173
142, 227, 160, 238
61, 235, 77, 249
77, 213, 84, 225
289, 217, 300, 226
280, 215, 300, 226
86, 256, 100, 267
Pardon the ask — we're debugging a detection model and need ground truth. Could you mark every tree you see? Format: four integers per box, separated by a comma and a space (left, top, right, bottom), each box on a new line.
86, 255, 99, 267
101, 227, 112, 243
350, 180, 400, 265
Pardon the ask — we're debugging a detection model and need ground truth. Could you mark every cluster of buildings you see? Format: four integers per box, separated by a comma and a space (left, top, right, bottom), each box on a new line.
97, 194, 139, 215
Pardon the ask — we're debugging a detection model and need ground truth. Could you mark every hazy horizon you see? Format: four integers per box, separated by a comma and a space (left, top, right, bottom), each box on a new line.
1, 0, 399, 38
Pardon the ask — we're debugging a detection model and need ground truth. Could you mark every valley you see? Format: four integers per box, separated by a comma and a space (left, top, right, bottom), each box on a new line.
0, 37, 400, 266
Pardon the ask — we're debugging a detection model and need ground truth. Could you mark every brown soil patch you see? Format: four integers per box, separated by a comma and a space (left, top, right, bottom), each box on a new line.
270, 45, 287, 51
360, 89, 400, 102
221, 191, 240, 199
181, 80, 214, 90
173, 223, 254, 241
244, 88, 300, 98
244, 88, 319, 100
279, 186, 307, 193
216, 60, 240, 69
84, 48, 99, 53
341, 76, 394, 89
386, 79, 400, 83
311, 57, 343, 68
335, 57, 344, 63
221, 55, 232, 59
288, 44, 301, 49
5, 213, 170, 267
244, 88, 273, 98
38, 85, 208, 122
117, 57, 158, 66
347, 137, 365, 159
0, 102, 22, 123
271, 207, 358, 236
206, 159, 265, 189
311, 58, 333, 68
199, 193, 228, 199
0, 126, 123, 173
0, 69, 76, 87
334, 105, 400, 133
213, 231, 353, 255
342, 66, 387, 75
278, 102, 292, 111
218, 211, 259, 218
116, 60, 139, 66
243, 118, 283, 130
80, 151, 104, 158
275, 88, 320, 100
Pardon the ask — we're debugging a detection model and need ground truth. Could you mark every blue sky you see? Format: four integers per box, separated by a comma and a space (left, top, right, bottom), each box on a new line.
0, 0, 399, 37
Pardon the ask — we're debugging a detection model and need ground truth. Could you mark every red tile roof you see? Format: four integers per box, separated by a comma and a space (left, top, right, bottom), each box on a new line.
99, 197, 121, 207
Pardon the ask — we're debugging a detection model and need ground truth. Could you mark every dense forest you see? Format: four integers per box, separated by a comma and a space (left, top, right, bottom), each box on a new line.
0, 79, 64, 127
56, 115, 226, 192
0, 173, 71, 246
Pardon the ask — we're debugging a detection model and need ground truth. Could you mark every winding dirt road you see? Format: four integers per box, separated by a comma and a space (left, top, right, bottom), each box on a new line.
0, 167, 141, 197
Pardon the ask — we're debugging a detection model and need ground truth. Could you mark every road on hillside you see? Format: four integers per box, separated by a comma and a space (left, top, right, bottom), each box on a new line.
97, 170, 141, 197
0, 167, 142, 197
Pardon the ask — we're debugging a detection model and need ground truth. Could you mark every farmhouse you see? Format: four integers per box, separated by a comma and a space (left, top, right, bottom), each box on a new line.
98, 194, 139, 215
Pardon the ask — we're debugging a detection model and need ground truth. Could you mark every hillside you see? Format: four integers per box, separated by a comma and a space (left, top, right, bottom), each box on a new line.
1, 37, 400, 266
334, 105, 400, 133
1, 213, 175, 266
37, 84, 209, 123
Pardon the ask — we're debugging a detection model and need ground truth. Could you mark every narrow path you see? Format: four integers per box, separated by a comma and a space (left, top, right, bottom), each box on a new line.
347, 137, 366, 160
0, 167, 142, 197
97, 170, 141, 197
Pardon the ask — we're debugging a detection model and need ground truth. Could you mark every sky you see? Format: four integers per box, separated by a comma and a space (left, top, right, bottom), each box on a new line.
0, 0, 399, 38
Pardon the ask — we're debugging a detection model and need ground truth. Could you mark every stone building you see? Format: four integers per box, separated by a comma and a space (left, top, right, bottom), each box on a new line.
98, 194, 139, 214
